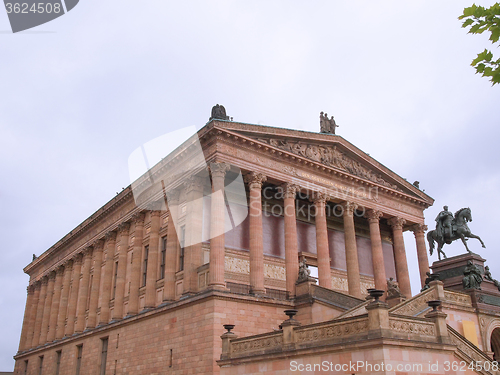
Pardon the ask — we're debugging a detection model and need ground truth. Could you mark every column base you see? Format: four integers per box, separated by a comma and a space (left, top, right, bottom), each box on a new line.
208, 283, 229, 292
250, 287, 266, 296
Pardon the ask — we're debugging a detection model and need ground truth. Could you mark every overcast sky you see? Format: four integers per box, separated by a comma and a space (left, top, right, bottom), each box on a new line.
1, 0, 500, 370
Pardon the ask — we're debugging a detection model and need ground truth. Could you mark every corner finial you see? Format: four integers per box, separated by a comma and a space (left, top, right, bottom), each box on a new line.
210, 104, 229, 121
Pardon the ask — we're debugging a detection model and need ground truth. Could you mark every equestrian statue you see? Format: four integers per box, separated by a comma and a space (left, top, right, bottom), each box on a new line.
427, 206, 485, 261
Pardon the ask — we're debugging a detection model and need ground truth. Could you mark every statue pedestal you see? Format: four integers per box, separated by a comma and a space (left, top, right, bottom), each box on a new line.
431, 252, 500, 312
431, 252, 485, 292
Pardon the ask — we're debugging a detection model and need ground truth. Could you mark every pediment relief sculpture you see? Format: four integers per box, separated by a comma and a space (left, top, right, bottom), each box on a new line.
256, 137, 401, 191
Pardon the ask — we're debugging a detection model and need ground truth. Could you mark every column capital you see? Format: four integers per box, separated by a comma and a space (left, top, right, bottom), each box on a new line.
388, 217, 406, 230
312, 192, 327, 205
83, 246, 93, 257
64, 259, 74, 268
56, 265, 65, 275
105, 230, 117, 242
149, 210, 161, 218
48, 270, 56, 280
281, 183, 300, 199
166, 189, 181, 205
184, 175, 205, 193
27, 284, 36, 294
92, 239, 105, 250
132, 211, 146, 224
41, 275, 49, 285
366, 209, 383, 223
244, 172, 267, 189
117, 222, 131, 234
32, 280, 42, 290
209, 162, 231, 178
410, 223, 428, 234
341, 201, 358, 216
73, 252, 84, 265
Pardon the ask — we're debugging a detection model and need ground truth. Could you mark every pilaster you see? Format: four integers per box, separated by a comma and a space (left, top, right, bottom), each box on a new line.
144, 212, 161, 309
87, 239, 104, 329
98, 231, 116, 326
112, 222, 130, 319
128, 212, 145, 315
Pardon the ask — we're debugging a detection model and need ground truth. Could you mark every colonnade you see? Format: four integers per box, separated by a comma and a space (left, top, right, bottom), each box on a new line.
18, 162, 430, 352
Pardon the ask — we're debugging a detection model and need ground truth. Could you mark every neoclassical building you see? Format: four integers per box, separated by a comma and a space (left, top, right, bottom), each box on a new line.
14, 112, 500, 374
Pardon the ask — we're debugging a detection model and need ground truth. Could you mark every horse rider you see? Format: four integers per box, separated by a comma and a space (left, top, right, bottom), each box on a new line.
435, 205, 454, 241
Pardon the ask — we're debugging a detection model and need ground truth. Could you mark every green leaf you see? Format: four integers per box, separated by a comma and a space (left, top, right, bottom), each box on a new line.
462, 18, 475, 28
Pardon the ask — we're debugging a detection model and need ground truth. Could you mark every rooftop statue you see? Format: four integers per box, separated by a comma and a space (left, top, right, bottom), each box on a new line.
210, 104, 229, 121
427, 206, 486, 261
319, 112, 338, 134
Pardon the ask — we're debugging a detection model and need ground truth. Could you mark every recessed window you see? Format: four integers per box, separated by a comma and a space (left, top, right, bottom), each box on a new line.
142, 246, 149, 286
179, 226, 185, 272
55, 350, 62, 375
160, 236, 167, 280
38, 355, 43, 375
100, 338, 108, 375
76, 345, 83, 375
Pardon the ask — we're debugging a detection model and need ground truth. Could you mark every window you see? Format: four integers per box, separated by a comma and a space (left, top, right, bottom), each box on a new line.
100, 338, 108, 375
23, 360, 28, 375
38, 355, 43, 375
55, 350, 62, 375
142, 245, 149, 286
76, 345, 83, 375
160, 236, 167, 279
112, 261, 118, 299
179, 226, 185, 272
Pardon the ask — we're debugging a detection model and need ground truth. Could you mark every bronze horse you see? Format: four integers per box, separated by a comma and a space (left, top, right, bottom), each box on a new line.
427, 207, 485, 260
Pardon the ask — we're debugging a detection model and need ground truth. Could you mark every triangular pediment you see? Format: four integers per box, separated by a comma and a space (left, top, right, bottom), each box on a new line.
213, 122, 433, 204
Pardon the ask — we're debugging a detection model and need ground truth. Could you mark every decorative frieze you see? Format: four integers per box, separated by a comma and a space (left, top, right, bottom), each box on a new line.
231, 333, 283, 356
295, 318, 369, 343
256, 138, 401, 191
389, 317, 436, 336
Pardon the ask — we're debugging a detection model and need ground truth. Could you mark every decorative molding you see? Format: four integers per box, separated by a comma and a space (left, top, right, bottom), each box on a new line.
132, 212, 146, 224
225, 257, 249, 275
257, 138, 401, 191
117, 222, 131, 233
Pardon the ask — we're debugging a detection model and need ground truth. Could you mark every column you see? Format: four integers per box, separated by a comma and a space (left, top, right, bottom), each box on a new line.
112, 223, 130, 319
283, 183, 300, 298
183, 176, 204, 294
75, 247, 92, 333
40, 271, 55, 344
32, 276, 47, 347
26, 282, 40, 349
245, 172, 267, 295
47, 266, 64, 342
366, 210, 387, 291
164, 193, 179, 302
98, 231, 116, 325
144, 212, 161, 309
128, 213, 145, 315
65, 253, 82, 336
389, 217, 412, 298
18, 285, 34, 351
87, 239, 104, 329
411, 224, 430, 288
56, 260, 72, 340
342, 202, 362, 298
314, 193, 332, 289
209, 162, 230, 290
